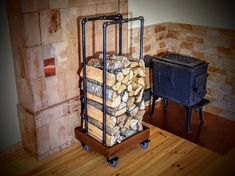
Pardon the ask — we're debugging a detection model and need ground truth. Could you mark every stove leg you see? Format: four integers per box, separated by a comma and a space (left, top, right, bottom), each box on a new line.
185, 107, 192, 132
149, 95, 158, 117
199, 108, 204, 124
163, 99, 168, 112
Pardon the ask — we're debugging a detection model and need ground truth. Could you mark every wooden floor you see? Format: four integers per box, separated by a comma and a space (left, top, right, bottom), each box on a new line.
1, 122, 235, 176
144, 100, 235, 154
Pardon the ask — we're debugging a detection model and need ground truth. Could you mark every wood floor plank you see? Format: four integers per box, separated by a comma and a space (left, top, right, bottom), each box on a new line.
1, 123, 230, 176
158, 146, 220, 176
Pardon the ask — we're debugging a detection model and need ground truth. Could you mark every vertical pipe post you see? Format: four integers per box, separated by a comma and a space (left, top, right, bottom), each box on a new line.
119, 20, 123, 55
186, 107, 192, 132
199, 108, 203, 123
102, 22, 108, 145
81, 18, 88, 133
139, 16, 144, 60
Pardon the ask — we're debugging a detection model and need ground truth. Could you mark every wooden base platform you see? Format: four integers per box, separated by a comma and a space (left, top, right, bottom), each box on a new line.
75, 125, 150, 160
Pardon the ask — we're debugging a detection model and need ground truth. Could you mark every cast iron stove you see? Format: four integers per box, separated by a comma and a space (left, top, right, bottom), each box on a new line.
150, 52, 209, 131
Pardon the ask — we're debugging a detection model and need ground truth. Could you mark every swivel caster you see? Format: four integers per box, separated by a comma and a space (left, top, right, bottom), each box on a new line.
82, 144, 89, 151
140, 140, 150, 149
107, 157, 119, 167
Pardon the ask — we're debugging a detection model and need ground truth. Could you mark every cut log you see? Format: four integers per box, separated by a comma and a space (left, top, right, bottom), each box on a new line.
87, 104, 116, 129
129, 90, 135, 97
119, 101, 127, 109
127, 97, 135, 107
123, 116, 132, 129
122, 67, 130, 75
109, 55, 131, 68
112, 81, 121, 91
129, 70, 134, 80
134, 86, 142, 96
133, 67, 145, 77
87, 116, 114, 135
124, 80, 132, 86
117, 118, 125, 128
133, 67, 139, 75
86, 122, 116, 146
131, 62, 139, 68
87, 80, 118, 101
97, 54, 131, 68
135, 109, 146, 119
139, 67, 145, 77
136, 88, 144, 103
133, 77, 145, 87
87, 58, 123, 70
122, 91, 128, 102
128, 105, 139, 116
111, 126, 120, 135
116, 72, 124, 82
132, 82, 140, 90
80, 66, 116, 87
118, 84, 126, 94
129, 119, 138, 131
116, 114, 127, 122
121, 75, 130, 84
136, 100, 145, 110
87, 93, 121, 108
137, 124, 143, 131
87, 99, 126, 116
123, 130, 137, 138
113, 107, 126, 116
127, 84, 133, 92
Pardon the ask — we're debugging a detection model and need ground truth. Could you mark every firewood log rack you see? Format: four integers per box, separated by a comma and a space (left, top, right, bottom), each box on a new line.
75, 14, 150, 167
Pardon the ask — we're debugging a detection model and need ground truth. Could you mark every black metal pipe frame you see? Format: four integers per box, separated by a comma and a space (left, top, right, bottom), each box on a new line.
119, 16, 123, 55
102, 16, 144, 145
81, 14, 123, 134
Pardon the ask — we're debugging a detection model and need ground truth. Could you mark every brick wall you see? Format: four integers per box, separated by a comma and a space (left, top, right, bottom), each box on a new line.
7, 0, 128, 159
130, 22, 235, 120
129, 22, 169, 57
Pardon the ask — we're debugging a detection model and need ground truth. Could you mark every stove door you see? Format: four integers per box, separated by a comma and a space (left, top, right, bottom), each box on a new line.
193, 73, 208, 103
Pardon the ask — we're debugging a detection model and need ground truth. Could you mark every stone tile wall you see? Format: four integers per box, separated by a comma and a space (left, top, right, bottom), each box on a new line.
7, 0, 128, 159
18, 97, 80, 159
130, 22, 235, 120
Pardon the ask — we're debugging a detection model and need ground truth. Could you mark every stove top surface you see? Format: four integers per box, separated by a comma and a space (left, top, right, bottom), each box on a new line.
157, 53, 204, 67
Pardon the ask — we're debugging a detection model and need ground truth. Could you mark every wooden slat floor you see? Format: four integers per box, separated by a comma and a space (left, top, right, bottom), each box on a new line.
1, 122, 235, 176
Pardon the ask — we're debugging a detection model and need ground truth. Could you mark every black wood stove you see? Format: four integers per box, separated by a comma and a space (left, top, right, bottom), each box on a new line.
149, 52, 209, 131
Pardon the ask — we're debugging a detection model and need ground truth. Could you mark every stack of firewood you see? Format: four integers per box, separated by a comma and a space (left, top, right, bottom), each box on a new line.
81, 54, 146, 146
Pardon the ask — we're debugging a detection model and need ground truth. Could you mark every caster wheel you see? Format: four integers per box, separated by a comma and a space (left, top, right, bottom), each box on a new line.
140, 141, 149, 149
107, 157, 118, 167
82, 144, 89, 151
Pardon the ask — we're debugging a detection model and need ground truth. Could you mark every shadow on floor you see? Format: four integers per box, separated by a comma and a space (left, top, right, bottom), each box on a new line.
143, 100, 235, 155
